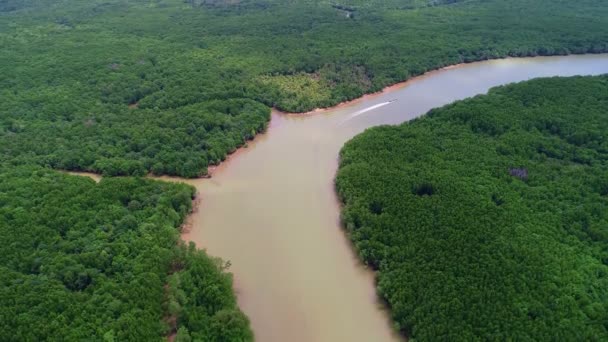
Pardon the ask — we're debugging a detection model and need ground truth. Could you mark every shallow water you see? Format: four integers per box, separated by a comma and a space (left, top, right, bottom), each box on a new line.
73, 55, 608, 342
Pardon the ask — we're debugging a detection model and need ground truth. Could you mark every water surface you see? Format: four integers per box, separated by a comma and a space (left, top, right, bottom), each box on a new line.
163, 55, 608, 342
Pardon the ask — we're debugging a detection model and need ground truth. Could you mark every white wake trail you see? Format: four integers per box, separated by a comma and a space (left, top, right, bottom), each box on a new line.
339, 101, 396, 125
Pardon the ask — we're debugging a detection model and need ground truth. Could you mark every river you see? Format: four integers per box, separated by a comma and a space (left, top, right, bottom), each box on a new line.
73, 54, 608, 341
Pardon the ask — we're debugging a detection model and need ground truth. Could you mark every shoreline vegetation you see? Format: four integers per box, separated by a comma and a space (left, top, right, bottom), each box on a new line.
278, 52, 608, 117
336, 75, 608, 340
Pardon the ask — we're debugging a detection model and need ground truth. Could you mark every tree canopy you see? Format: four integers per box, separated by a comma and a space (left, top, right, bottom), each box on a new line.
0, 167, 252, 341
2, 1, 608, 340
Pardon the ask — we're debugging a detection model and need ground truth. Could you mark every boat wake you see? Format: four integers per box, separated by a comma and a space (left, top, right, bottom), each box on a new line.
340, 100, 396, 125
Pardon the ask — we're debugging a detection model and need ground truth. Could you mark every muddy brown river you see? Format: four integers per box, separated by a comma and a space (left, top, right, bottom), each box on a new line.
73, 55, 608, 341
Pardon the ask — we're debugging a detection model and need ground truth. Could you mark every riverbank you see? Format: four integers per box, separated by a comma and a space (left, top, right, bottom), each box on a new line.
279, 52, 608, 115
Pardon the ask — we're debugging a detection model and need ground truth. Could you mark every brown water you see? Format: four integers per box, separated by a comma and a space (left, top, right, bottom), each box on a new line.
73, 55, 608, 342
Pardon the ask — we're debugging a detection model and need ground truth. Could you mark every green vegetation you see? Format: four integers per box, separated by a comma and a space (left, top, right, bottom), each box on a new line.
2, 0, 608, 176
2, 1, 608, 339
0, 167, 252, 341
336, 75, 608, 340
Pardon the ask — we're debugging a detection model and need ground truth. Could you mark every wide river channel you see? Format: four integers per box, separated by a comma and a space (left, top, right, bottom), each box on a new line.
100, 55, 608, 341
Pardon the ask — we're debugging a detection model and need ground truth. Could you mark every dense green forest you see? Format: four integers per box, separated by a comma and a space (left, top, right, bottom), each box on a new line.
2, 1, 608, 340
2, 0, 608, 176
0, 167, 252, 341
336, 76, 608, 340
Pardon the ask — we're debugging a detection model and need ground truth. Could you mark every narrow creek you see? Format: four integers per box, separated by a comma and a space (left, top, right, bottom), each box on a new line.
73, 55, 608, 342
